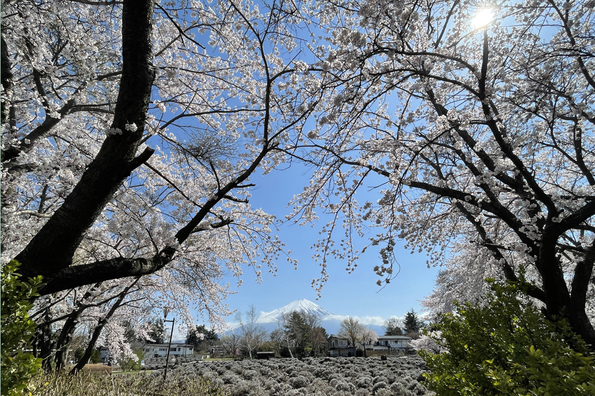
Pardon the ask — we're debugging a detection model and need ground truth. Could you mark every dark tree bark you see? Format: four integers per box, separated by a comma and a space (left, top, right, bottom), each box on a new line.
1, 34, 15, 129
6, 0, 279, 297
69, 280, 137, 374
53, 310, 82, 371
32, 310, 55, 372
16, 0, 156, 285
52, 285, 102, 370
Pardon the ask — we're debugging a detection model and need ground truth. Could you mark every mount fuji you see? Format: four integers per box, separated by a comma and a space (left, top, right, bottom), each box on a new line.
250, 299, 386, 336
256, 299, 336, 324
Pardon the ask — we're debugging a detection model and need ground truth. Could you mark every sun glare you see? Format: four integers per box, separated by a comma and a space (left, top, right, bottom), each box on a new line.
473, 8, 493, 29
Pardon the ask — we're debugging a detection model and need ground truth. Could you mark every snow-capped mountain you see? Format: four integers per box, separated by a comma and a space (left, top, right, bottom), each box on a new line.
256, 299, 335, 324
227, 299, 388, 336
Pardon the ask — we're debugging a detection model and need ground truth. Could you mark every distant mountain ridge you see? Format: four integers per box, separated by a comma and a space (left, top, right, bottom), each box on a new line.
256, 299, 336, 323
252, 299, 386, 336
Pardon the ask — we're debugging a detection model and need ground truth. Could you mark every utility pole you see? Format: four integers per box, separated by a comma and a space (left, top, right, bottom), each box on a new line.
163, 309, 175, 382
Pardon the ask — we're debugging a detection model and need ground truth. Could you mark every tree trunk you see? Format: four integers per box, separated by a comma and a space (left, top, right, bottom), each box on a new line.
539, 229, 595, 348
54, 312, 81, 371
33, 313, 55, 372
16, 0, 156, 288
1, 34, 15, 129
70, 280, 136, 374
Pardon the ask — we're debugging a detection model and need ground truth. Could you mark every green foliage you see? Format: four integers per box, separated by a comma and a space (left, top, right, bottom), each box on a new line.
186, 324, 219, 351
145, 318, 165, 344
283, 311, 312, 357
90, 349, 101, 364
403, 309, 423, 335
1, 260, 43, 396
73, 347, 85, 363
119, 349, 144, 371
384, 317, 404, 336
419, 280, 595, 396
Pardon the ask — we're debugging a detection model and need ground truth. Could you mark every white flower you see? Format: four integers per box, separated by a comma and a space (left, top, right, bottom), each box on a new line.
293, 60, 308, 73
105, 127, 123, 136
125, 123, 138, 132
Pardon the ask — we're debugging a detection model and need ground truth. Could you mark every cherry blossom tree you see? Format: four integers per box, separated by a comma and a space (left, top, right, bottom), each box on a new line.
1, 0, 322, 368
288, 0, 595, 347
360, 327, 377, 357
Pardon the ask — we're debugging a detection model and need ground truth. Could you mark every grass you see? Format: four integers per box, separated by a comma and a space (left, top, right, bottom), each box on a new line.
80, 363, 114, 374
29, 369, 229, 396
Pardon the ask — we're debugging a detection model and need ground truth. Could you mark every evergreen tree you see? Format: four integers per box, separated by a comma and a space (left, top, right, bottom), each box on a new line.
186, 325, 218, 351
403, 310, 423, 336
283, 311, 310, 357
145, 319, 165, 344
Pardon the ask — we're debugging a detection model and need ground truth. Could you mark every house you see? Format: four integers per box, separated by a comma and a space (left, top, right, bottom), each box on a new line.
99, 346, 110, 364
142, 343, 194, 358
327, 336, 356, 357
373, 335, 411, 354
210, 345, 227, 358
256, 351, 275, 360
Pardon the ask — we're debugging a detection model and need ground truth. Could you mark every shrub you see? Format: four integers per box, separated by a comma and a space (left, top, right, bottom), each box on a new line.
285, 390, 306, 396
258, 366, 272, 376
372, 380, 388, 393
1, 260, 43, 396
290, 375, 309, 389
228, 380, 252, 396
120, 348, 143, 371
243, 369, 258, 380
334, 380, 355, 392
313, 367, 332, 380
355, 375, 372, 388
374, 389, 392, 396
222, 373, 240, 385
419, 280, 595, 396
376, 369, 396, 384
409, 382, 429, 395
31, 370, 228, 395
390, 382, 413, 396
231, 364, 245, 375
296, 370, 314, 380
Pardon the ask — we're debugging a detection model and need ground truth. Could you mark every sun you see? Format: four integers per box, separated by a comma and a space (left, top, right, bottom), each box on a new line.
473, 8, 493, 29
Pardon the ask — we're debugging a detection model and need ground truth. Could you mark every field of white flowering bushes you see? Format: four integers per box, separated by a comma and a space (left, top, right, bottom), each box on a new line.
164, 355, 435, 396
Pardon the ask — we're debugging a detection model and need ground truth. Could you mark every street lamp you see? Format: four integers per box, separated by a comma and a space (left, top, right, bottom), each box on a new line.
163, 308, 175, 382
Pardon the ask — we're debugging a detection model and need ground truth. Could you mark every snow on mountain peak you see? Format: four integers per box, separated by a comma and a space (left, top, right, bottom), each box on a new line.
256, 299, 334, 324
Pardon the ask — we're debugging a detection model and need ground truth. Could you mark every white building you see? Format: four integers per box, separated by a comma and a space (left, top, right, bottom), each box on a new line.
143, 343, 194, 358
373, 335, 411, 352
328, 336, 356, 357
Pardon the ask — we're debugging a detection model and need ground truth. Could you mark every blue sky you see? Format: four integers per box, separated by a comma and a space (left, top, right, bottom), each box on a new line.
217, 163, 442, 328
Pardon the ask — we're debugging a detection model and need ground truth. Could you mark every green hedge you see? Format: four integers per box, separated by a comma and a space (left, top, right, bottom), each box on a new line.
419, 280, 595, 396
1, 260, 43, 396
